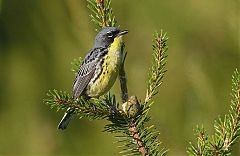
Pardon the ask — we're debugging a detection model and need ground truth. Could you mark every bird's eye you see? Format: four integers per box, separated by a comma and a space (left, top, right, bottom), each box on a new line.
107, 32, 114, 38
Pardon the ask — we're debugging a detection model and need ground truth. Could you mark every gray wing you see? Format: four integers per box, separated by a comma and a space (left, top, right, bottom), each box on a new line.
72, 47, 107, 99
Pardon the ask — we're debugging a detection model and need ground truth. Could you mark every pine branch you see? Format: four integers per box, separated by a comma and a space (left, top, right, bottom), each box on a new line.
211, 69, 240, 155
187, 126, 210, 156
105, 96, 167, 156
187, 69, 240, 156
87, 0, 117, 30
145, 31, 168, 104
44, 90, 111, 120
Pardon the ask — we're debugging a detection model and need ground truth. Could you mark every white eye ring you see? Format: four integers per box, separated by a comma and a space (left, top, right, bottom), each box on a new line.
108, 34, 113, 38
106, 31, 114, 38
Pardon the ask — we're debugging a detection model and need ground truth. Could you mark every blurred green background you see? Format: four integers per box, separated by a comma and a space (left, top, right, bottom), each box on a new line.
0, 0, 239, 155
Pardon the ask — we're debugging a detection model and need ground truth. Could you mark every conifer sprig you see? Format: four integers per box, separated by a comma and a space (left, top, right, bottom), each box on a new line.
104, 96, 167, 156
87, 0, 116, 30
44, 90, 111, 120
187, 69, 240, 156
145, 31, 168, 104
187, 126, 209, 156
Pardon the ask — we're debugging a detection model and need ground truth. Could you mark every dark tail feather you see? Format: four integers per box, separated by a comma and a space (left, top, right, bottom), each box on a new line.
58, 108, 74, 130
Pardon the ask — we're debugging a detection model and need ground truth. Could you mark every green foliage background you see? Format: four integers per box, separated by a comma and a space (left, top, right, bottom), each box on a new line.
0, 0, 239, 155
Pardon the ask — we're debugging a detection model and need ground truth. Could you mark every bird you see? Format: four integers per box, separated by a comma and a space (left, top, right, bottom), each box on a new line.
58, 27, 128, 130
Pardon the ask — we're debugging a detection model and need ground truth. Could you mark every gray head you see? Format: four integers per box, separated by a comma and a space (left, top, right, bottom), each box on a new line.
94, 27, 128, 47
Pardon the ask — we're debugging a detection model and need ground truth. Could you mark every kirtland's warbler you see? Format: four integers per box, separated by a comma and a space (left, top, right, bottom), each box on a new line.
58, 27, 128, 130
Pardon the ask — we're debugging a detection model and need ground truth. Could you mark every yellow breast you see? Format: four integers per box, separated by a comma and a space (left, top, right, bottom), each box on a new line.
86, 36, 123, 97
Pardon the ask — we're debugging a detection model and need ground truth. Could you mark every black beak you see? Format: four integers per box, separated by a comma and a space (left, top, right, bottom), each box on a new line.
117, 30, 128, 36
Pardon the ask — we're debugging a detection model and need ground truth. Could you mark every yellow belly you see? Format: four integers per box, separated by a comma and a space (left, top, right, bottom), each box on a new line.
86, 37, 123, 97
